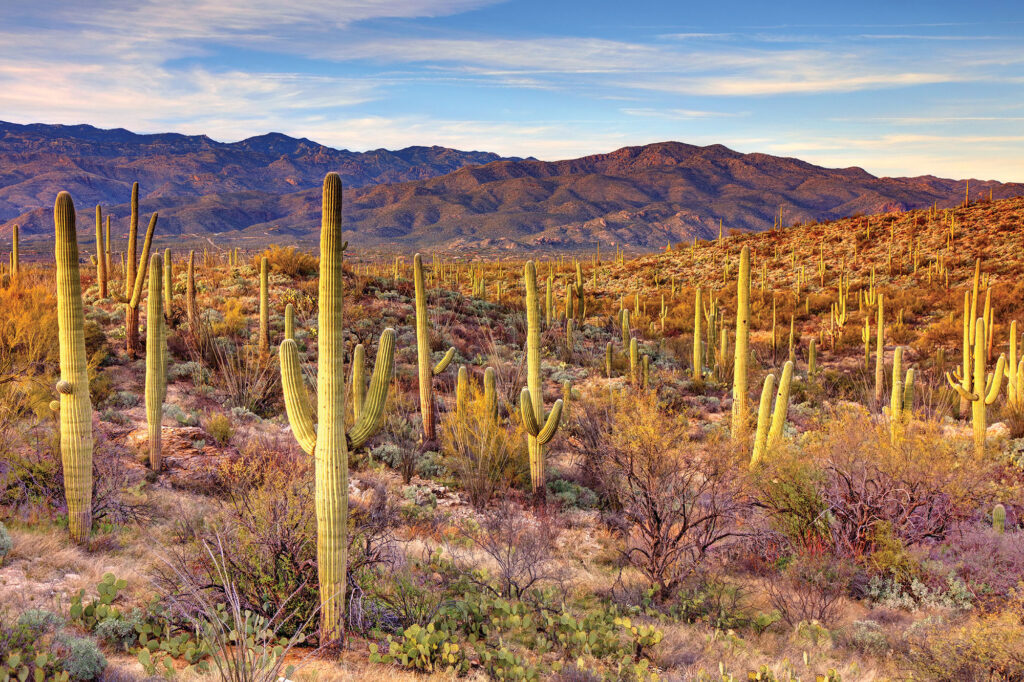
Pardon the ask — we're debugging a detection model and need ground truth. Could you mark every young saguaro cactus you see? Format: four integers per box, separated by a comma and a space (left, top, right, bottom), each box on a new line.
732, 245, 751, 440
278, 173, 396, 639
947, 317, 1006, 456
53, 193, 93, 544
145, 253, 166, 470
993, 503, 1006, 534
520, 260, 563, 494
413, 253, 456, 446
888, 346, 915, 444
751, 360, 794, 466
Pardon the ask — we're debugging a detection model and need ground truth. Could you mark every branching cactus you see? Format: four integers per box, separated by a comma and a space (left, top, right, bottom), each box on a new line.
145, 253, 166, 470
888, 347, 915, 444
259, 256, 270, 357
731, 245, 751, 440
946, 317, 1006, 456
277, 173, 396, 639
751, 360, 794, 466
413, 253, 456, 445
53, 193, 93, 544
124, 182, 158, 357
519, 260, 563, 494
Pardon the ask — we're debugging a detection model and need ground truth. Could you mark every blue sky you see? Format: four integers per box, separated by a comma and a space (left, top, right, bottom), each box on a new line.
2, 0, 1024, 180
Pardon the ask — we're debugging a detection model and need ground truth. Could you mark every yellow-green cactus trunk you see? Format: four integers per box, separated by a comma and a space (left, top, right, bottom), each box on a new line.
53, 192, 93, 544
145, 253, 165, 470
731, 245, 751, 439
259, 256, 270, 357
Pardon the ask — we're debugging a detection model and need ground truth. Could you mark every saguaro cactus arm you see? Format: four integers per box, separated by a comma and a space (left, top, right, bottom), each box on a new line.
519, 389, 564, 446
280, 339, 317, 456
348, 328, 395, 449
433, 347, 456, 375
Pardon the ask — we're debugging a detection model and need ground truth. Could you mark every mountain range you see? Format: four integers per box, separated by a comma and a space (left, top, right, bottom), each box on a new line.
2, 121, 1022, 252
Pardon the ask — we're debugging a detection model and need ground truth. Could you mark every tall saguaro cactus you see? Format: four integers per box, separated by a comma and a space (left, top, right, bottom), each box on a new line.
259, 256, 270, 357
94, 206, 107, 298
11, 224, 19, 279
53, 193, 93, 544
145, 253, 166, 470
413, 253, 455, 446
520, 260, 564, 494
947, 317, 1006, 456
124, 182, 158, 357
731, 245, 751, 439
693, 287, 703, 381
888, 346, 915, 444
162, 249, 173, 318
186, 250, 197, 328
278, 173, 396, 639
874, 294, 885, 409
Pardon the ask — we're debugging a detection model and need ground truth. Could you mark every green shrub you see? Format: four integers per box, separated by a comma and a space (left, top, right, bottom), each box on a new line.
205, 412, 235, 447
369, 623, 466, 674
844, 620, 889, 655
547, 478, 598, 510
16, 609, 61, 632
0, 522, 11, 563
55, 635, 107, 680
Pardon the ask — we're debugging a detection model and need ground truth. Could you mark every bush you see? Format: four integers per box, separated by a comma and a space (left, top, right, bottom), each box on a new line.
253, 244, 318, 278
842, 620, 889, 655
16, 608, 62, 632
547, 478, 599, 510
204, 412, 235, 447
94, 611, 143, 651
765, 552, 855, 627
56, 635, 107, 681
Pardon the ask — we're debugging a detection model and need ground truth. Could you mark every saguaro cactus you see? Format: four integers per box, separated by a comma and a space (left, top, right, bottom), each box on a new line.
629, 337, 639, 385
874, 294, 885, 409
53, 193, 93, 544
1004, 320, 1022, 410
145, 253, 166, 470
993, 503, 1006, 534
693, 287, 703, 381
186, 250, 197, 328
163, 249, 173, 318
284, 303, 295, 341
732, 245, 751, 439
946, 317, 1006, 456
278, 173, 396, 639
520, 260, 563, 494
413, 253, 456, 446
456, 365, 469, 424
94, 206, 107, 298
11, 223, 19, 278
259, 256, 270, 357
888, 346, 915, 444
483, 367, 498, 421
751, 360, 794, 466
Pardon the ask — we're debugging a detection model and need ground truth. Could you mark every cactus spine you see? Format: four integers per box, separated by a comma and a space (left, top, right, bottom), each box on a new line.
278, 173, 395, 639
947, 317, 1005, 456
520, 260, 563, 494
145, 253, 166, 470
732, 245, 751, 439
413, 253, 456, 445
751, 361, 794, 466
53, 193, 93, 544
94, 206, 107, 298
259, 256, 270, 357
993, 503, 1006, 534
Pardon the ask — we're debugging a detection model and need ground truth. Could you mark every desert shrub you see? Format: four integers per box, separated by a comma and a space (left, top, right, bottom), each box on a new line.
440, 386, 526, 508
547, 478, 599, 510
765, 552, 855, 627
931, 523, 1024, 606
573, 390, 747, 600
903, 588, 1024, 680
204, 412, 235, 447
56, 635, 107, 681
840, 619, 889, 655
253, 244, 318, 278
0, 606, 106, 681
94, 611, 144, 651
17, 608, 62, 632
164, 403, 199, 426
865, 572, 973, 612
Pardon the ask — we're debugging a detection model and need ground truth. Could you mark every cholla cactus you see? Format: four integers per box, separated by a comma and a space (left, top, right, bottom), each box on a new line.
413, 253, 456, 445
732, 245, 751, 439
520, 260, 563, 493
946, 317, 1006, 456
145, 253, 166, 470
278, 173, 396, 639
53, 192, 93, 544
751, 361, 794, 466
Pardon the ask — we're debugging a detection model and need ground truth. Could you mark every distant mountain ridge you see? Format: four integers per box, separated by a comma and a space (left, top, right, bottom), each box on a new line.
2, 122, 1022, 252
0, 120, 512, 225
